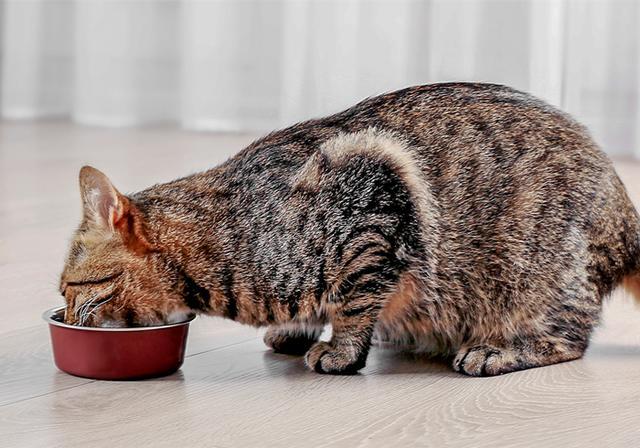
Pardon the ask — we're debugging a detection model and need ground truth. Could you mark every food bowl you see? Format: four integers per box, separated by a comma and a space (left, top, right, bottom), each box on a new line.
43, 306, 196, 380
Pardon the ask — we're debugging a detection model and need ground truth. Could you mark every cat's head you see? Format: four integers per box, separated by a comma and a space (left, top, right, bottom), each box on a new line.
59, 166, 191, 327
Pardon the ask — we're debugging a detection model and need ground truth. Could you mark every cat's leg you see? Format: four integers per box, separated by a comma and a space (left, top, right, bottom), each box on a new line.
452, 312, 594, 376
263, 324, 323, 356
453, 277, 600, 376
304, 271, 402, 374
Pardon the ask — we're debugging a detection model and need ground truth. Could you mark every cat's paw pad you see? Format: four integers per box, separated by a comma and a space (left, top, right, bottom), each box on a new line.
453, 345, 518, 377
263, 328, 316, 356
304, 341, 364, 375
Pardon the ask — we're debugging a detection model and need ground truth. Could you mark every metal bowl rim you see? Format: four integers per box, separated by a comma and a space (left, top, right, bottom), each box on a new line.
42, 306, 196, 332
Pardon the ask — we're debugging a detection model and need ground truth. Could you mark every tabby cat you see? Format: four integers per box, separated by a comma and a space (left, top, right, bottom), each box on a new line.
60, 83, 640, 376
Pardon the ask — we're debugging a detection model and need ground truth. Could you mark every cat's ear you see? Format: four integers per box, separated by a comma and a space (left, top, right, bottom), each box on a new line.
78, 166, 153, 253
79, 166, 126, 230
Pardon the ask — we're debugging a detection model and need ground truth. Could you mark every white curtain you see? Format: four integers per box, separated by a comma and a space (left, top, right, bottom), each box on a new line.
1, 0, 639, 156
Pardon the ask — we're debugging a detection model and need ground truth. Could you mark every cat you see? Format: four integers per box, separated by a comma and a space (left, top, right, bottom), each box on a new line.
59, 83, 640, 376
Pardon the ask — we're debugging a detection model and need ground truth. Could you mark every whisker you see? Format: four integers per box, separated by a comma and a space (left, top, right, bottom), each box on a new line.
78, 296, 99, 325
76, 294, 99, 321
74, 283, 117, 325
83, 295, 117, 325
79, 296, 105, 325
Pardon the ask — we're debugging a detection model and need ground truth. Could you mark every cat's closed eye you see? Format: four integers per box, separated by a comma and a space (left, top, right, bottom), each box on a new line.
64, 271, 124, 288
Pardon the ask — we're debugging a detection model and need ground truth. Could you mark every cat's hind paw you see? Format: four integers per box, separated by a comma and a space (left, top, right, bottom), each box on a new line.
263, 327, 319, 356
304, 341, 366, 375
453, 345, 519, 377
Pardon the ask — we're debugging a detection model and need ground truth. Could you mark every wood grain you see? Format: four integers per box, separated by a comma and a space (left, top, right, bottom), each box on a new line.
1, 121, 640, 447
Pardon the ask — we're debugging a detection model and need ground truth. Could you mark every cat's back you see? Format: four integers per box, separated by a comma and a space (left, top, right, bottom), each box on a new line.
239, 82, 599, 170
236, 83, 614, 218
223, 84, 628, 256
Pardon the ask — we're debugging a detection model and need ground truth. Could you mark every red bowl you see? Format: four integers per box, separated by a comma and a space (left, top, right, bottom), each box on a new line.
43, 306, 196, 380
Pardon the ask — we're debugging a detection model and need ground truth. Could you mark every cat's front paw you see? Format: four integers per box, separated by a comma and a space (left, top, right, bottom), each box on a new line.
304, 341, 365, 375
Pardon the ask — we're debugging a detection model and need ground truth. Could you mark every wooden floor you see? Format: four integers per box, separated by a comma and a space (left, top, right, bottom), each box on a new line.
2, 121, 640, 447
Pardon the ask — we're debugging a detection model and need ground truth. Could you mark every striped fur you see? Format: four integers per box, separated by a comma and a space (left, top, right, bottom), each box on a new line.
60, 83, 640, 376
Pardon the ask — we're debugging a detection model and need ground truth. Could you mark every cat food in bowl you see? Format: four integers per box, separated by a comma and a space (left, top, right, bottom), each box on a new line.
43, 306, 195, 380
